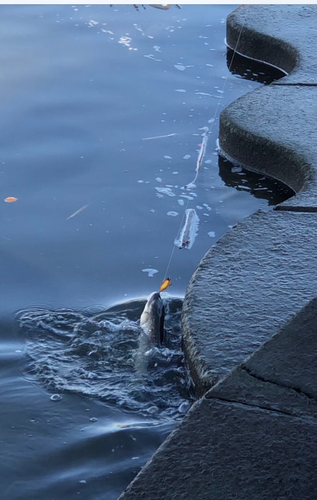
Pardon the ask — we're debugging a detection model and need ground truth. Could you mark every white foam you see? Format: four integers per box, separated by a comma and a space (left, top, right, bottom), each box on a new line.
142, 268, 158, 277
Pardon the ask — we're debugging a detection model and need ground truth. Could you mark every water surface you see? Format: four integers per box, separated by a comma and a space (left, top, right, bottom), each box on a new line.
0, 5, 291, 500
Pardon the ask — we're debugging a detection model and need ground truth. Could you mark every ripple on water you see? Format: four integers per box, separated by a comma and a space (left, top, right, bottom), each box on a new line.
16, 299, 194, 419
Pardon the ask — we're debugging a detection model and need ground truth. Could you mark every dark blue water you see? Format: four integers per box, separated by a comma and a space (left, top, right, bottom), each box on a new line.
0, 5, 291, 500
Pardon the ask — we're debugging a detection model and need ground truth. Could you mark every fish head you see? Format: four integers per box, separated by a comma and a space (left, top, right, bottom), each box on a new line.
140, 292, 165, 345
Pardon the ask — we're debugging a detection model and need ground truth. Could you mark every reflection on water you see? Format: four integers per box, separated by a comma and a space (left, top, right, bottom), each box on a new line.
17, 298, 194, 419
218, 156, 294, 205
227, 48, 287, 84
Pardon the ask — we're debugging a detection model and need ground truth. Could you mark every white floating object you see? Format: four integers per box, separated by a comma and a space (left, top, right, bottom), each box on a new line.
50, 394, 62, 402
66, 204, 89, 220
142, 133, 178, 140
185, 128, 209, 188
144, 54, 161, 62
142, 268, 158, 277
174, 64, 186, 71
155, 187, 175, 197
174, 208, 199, 249
208, 231, 216, 238
167, 211, 178, 217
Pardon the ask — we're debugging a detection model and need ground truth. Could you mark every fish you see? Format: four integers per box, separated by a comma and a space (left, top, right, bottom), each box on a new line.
140, 291, 165, 345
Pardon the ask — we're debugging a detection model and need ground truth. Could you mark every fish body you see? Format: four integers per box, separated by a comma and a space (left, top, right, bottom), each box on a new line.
140, 292, 165, 345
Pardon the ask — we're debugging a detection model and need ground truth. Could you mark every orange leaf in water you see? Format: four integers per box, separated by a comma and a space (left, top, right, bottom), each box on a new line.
159, 277, 171, 292
4, 197, 18, 203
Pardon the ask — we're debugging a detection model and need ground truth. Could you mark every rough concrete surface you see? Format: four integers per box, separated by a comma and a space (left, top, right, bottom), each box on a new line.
119, 398, 317, 500
208, 296, 317, 418
219, 85, 317, 210
226, 4, 317, 84
221, 4, 317, 211
119, 299, 317, 500
242, 297, 317, 400
182, 210, 317, 394
118, 5, 317, 500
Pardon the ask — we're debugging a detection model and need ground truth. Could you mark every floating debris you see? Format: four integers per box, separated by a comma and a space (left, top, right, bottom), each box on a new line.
174, 64, 186, 71
88, 20, 98, 27
142, 268, 158, 277
142, 133, 178, 141
66, 204, 89, 220
144, 54, 161, 62
155, 187, 175, 197
174, 208, 199, 249
4, 196, 18, 203
167, 211, 178, 217
185, 127, 209, 189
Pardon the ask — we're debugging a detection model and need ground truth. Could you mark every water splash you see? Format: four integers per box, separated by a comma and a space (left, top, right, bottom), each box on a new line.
17, 299, 194, 419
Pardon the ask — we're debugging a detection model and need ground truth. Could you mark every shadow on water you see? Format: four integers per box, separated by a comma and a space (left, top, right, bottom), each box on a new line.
220, 50, 294, 206
16, 297, 194, 421
227, 48, 287, 84
218, 156, 294, 206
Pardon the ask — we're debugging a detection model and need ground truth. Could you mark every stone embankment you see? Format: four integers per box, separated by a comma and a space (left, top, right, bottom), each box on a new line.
118, 5, 317, 499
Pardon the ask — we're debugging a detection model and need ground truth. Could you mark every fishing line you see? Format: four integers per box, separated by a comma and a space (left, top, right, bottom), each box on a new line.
204, 11, 247, 142
162, 10, 247, 282
163, 194, 192, 279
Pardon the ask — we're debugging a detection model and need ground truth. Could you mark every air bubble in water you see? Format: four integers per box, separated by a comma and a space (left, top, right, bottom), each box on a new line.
50, 394, 62, 402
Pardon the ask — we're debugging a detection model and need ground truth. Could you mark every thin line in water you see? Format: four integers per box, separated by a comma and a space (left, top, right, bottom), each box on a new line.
163, 10, 248, 281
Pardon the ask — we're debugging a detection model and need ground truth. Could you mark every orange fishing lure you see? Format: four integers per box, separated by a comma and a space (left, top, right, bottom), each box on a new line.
159, 277, 171, 292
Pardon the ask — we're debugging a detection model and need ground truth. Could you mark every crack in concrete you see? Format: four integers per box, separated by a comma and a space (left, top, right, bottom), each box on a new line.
241, 365, 317, 402
209, 394, 297, 418
208, 392, 317, 421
